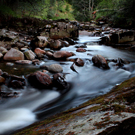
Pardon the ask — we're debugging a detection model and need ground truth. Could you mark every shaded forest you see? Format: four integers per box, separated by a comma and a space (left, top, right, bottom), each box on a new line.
0, 0, 135, 27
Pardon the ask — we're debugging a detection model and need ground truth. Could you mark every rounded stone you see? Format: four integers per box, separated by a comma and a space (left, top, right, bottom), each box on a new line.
48, 64, 63, 73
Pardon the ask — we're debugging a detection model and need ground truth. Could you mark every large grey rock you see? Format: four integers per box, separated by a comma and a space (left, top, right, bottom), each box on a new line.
4, 48, 24, 60
48, 64, 63, 73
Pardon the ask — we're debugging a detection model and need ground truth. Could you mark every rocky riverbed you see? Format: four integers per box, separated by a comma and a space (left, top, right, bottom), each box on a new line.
0, 18, 135, 134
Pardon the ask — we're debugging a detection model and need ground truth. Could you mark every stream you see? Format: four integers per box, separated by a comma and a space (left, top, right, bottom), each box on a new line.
1, 35, 135, 134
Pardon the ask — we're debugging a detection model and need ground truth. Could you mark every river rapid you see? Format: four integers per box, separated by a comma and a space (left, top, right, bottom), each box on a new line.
0, 35, 135, 134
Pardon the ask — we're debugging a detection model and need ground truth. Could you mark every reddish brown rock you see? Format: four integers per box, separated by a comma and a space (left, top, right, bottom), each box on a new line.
34, 48, 46, 55
76, 48, 86, 52
92, 55, 109, 69
75, 58, 84, 67
15, 60, 32, 65
46, 51, 53, 58
27, 71, 52, 88
4, 48, 24, 60
53, 51, 74, 59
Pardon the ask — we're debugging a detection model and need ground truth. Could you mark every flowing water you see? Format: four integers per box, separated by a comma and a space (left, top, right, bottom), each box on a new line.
1, 35, 135, 134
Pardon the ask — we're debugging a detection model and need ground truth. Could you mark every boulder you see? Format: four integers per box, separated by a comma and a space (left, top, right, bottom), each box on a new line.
24, 50, 36, 60
15, 60, 32, 65
34, 48, 46, 55
47, 64, 63, 73
49, 40, 62, 50
4, 48, 24, 61
76, 48, 86, 52
53, 51, 74, 59
27, 71, 52, 88
92, 55, 109, 69
31, 36, 48, 48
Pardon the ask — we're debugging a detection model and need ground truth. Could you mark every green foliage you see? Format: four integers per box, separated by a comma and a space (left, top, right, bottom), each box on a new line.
95, 0, 135, 28
0, 0, 75, 21
0, 5, 16, 17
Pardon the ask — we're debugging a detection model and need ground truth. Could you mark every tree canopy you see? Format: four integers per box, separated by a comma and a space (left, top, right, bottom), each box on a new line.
0, 0, 135, 27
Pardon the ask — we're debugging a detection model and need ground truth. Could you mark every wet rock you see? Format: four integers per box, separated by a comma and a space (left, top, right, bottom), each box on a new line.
53, 73, 68, 90
32, 59, 40, 65
61, 41, 69, 47
0, 76, 5, 84
64, 38, 76, 45
4, 74, 26, 89
49, 40, 62, 50
4, 48, 24, 60
70, 63, 78, 73
92, 55, 109, 69
76, 48, 86, 52
31, 36, 48, 48
37, 53, 44, 59
46, 51, 53, 58
75, 58, 84, 67
24, 50, 36, 60
40, 64, 48, 69
27, 71, 52, 88
0, 47, 8, 54
15, 60, 32, 65
47, 64, 63, 73
34, 48, 46, 55
116, 58, 130, 67
53, 51, 74, 59
8, 80, 24, 89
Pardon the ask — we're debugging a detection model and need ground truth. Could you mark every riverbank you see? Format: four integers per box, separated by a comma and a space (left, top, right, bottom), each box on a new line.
15, 76, 135, 135
0, 17, 135, 134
